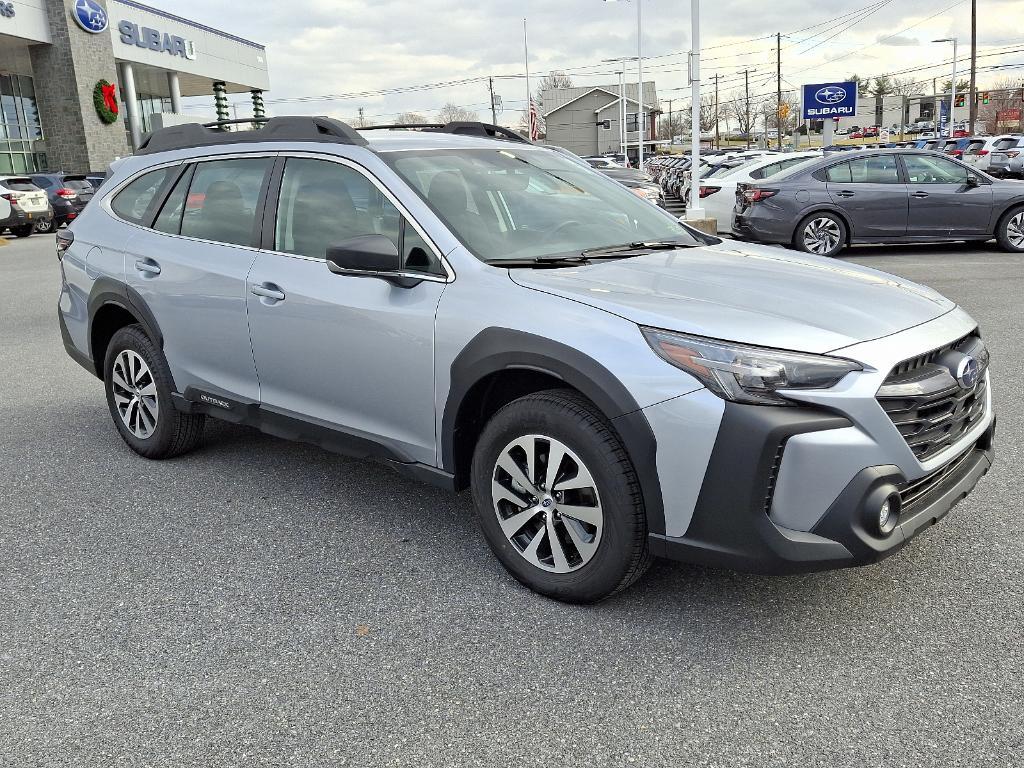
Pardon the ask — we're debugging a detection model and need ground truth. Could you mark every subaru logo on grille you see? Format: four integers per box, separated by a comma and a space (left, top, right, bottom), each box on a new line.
955, 355, 980, 389
815, 86, 847, 104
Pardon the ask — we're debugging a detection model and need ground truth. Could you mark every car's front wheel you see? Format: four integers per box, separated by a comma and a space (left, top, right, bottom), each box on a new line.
470, 389, 650, 603
996, 206, 1024, 252
11, 225, 34, 238
795, 212, 846, 257
103, 325, 205, 459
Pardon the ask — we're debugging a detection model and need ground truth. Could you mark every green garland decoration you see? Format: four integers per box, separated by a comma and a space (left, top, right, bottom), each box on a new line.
93, 79, 119, 124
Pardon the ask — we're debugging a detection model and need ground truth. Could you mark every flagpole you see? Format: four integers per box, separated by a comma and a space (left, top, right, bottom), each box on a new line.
523, 18, 532, 134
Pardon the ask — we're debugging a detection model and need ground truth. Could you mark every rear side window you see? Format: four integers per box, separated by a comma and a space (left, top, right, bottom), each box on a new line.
153, 167, 192, 235
31, 176, 53, 188
179, 158, 272, 247
822, 156, 900, 184
111, 167, 176, 224
824, 162, 851, 183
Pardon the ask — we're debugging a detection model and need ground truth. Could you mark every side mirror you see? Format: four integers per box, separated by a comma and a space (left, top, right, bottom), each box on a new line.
965, 174, 981, 188
325, 235, 421, 287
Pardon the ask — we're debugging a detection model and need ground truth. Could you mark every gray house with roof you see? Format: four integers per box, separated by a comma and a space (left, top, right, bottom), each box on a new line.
541, 82, 660, 160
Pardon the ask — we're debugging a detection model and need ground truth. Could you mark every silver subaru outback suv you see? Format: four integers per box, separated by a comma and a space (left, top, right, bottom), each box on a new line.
57, 117, 995, 603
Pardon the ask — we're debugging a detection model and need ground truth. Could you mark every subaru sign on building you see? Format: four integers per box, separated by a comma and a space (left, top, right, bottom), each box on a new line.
802, 82, 858, 119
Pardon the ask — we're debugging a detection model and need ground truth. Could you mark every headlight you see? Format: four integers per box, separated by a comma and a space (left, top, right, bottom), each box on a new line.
642, 328, 862, 406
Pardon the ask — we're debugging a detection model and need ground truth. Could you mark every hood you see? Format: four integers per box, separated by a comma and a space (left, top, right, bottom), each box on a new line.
508, 241, 955, 354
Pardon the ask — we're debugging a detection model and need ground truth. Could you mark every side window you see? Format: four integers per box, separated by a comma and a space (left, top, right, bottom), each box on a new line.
111, 167, 175, 224
847, 155, 901, 183
153, 166, 192, 235
179, 157, 272, 246
903, 155, 969, 184
824, 162, 852, 183
401, 221, 441, 273
274, 157, 440, 275
32, 176, 52, 188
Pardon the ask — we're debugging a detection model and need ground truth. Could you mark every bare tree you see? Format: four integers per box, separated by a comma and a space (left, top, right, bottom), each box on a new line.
699, 93, 722, 134
395, 112, 427, 125
437, 103, 479, 124
889, 77, 925, 96
658, 112, 687, 141
977, 76, 1023, 133
723, 89, 755, 137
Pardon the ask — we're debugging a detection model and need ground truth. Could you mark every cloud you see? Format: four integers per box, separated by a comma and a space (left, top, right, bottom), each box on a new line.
878, 34, 920, 47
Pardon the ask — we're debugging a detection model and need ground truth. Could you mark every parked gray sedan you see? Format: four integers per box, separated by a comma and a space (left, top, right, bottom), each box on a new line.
732, 149, 1024, 256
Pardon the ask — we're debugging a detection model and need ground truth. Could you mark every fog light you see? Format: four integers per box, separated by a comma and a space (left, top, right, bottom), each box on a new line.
877, 494, 900, 536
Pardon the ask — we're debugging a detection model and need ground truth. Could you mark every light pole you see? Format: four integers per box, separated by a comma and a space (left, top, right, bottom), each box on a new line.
933, 37, 958, 138
603, 56, 637, 160
603, 1, 644, 167
686, 0, 703, 221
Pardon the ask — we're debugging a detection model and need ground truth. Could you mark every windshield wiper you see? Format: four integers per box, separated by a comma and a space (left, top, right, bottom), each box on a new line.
486, 256, 590, 268
580, 240, 699, 256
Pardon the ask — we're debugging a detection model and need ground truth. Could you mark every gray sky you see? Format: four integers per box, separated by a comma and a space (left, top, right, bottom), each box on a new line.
173, 0, 1024, 124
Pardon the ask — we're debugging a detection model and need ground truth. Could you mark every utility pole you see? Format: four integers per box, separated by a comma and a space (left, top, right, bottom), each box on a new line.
714, 73, 720, 149
357, 106, 365, 127
776, 32, 782, 151
489, 77, 498, 124
636, 0, 645, 167
667, 98, 673, 144
745, 69, 751, 150
969, 0, 977, 134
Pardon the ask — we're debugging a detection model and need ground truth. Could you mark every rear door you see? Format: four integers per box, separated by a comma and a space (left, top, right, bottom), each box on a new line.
244, 154, 447, 465
901, 153, 993, 236
122, 155, 275, 402
822, 154, 908, 238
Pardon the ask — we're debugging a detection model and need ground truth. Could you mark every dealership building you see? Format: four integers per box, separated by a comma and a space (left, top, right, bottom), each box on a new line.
0, 0, 269, 173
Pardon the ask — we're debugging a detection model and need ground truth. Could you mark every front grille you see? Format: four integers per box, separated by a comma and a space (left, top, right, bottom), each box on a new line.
899, 440, 978, 511
877, 334, 989, 462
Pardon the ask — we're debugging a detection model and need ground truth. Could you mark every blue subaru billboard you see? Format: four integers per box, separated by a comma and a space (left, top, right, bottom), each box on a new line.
802, 82, 857, 119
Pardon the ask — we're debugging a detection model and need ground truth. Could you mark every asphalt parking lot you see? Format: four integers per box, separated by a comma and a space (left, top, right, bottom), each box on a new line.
1, 234, 1021, 767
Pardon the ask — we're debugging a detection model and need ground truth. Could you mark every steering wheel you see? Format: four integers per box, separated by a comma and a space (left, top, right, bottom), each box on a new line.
541, 220, 585, 243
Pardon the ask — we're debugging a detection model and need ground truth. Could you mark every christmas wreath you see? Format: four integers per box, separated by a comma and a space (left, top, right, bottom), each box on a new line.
93, 79, 119, 124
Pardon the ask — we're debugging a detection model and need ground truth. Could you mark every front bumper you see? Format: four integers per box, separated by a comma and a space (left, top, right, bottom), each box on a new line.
649, 403, 995, 574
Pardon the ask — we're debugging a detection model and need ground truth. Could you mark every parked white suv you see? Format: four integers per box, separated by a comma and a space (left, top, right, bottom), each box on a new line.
962, 135, 1024, 172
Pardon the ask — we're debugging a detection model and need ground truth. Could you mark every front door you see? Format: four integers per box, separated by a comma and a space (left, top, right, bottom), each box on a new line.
245, 155, 448, 465
901, 153, 993, 237
823, 154, 908, 239
124, 156, 275, 402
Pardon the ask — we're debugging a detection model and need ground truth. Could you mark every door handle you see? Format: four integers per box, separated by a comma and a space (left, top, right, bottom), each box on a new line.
251, 283, 285, 301
134, 258, 161, 275
835, 190, 855, 197
912, 191, 929, 198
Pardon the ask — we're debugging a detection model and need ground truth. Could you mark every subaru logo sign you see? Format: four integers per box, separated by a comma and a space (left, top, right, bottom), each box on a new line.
955, 355, 980, 389
802, 81, 857, 120
73, 0, 108, 33
815, 86, 847, 105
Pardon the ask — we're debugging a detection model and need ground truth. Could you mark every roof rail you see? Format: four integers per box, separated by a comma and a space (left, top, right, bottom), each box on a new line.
358, 121, 532, 144
136, 116, 368, 155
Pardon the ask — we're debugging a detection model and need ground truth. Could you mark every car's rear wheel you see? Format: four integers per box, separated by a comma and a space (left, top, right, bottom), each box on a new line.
103, 325, 205, 459
33, 218, 54, 234
11, 225, 33, 238
996, 206, 1024, 252
795, 212, 846, 257
470, 389, 650, 603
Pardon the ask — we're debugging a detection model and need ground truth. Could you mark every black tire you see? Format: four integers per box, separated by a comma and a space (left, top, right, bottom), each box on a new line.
11, 225, 34, 238
103, 324, 205, 459
470, 389, 651, 603
995, 205, 1024, 253
794, 211, 847, 258
34, 218, 54, 234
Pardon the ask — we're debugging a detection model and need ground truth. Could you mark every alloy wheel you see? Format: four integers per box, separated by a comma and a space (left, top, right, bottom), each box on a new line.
803, 217, 842, 255
34, 219, 53, 233
491, 434, 603, 574
111, 350, 159, 439
1006, 212, 1024, 249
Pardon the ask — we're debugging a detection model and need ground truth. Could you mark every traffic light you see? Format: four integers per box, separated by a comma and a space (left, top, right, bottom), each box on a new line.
955, 93, 965, 108
981, 91, 991, 105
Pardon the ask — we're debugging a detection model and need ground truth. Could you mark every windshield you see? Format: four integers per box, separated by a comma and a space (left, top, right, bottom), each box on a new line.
384, 148, 699, 262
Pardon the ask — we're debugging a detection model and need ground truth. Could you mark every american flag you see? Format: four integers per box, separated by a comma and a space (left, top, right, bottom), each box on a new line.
528, 98, 539, 141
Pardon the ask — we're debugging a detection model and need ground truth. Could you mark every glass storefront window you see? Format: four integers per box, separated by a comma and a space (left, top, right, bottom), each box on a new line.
0, 74, 45, 171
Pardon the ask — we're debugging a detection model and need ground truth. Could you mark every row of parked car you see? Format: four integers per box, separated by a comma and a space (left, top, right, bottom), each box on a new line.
641, 141, 1024, 257
0, 172, 104, 238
